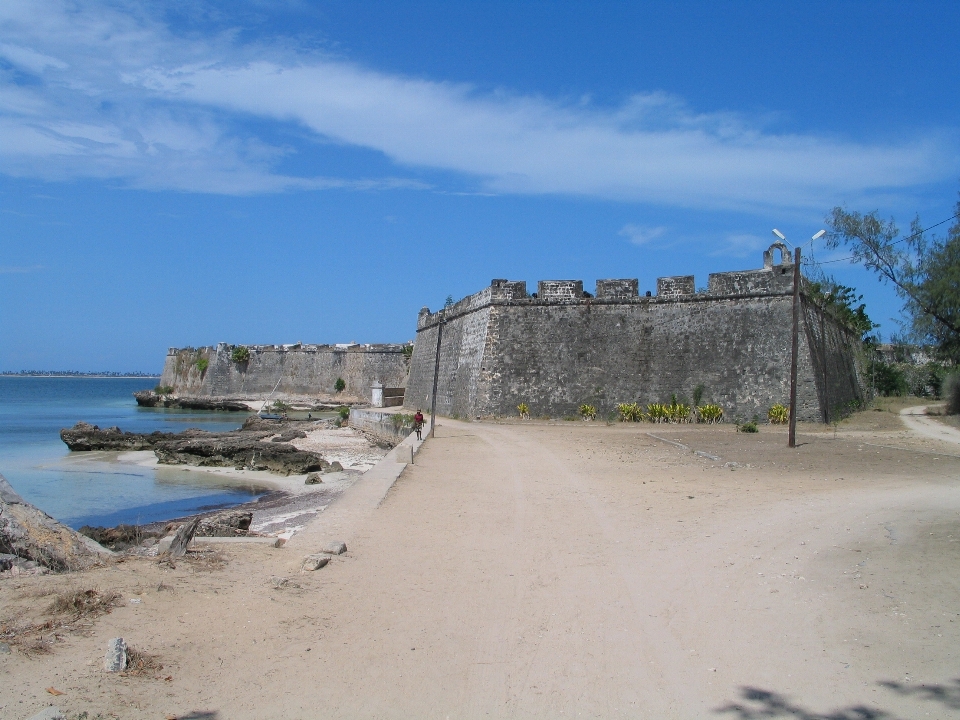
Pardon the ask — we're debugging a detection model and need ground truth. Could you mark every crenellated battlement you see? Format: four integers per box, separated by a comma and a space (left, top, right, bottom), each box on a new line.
417, 243, 797, 329
406, 242, 865, 423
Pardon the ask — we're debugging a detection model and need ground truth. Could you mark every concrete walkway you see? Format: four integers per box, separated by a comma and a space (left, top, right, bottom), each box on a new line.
284, 421, 429, 556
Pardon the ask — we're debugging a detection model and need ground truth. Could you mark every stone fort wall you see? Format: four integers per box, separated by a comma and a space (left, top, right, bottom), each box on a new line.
405, 245, 867, 422
159, 343, 410, 403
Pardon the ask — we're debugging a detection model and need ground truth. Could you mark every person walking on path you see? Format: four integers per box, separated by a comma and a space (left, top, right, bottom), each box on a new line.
414, 410, 425, 440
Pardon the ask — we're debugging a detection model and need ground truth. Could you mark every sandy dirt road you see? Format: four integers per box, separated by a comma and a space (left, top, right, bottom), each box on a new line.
900, 405, 960, 446
3, 419, 960, 719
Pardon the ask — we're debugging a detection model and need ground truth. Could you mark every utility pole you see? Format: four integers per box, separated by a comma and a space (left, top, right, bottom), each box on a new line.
788, 246, 802, 448
429, 311, 445, 439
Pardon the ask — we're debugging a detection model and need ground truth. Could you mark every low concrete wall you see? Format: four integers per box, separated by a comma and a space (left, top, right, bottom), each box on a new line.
349, 409, 414, 440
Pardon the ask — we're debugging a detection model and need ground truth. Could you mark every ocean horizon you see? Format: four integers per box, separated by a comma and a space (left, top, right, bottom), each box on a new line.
0, 376, 268, 529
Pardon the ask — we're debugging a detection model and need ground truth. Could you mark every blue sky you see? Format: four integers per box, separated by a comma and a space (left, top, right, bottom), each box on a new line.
1, 1, 959, 372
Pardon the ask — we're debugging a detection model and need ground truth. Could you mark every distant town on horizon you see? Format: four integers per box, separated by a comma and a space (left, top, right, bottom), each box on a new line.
0, 371, 160, 378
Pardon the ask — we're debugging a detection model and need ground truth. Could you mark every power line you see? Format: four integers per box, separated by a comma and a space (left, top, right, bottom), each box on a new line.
815, 212, 959, 266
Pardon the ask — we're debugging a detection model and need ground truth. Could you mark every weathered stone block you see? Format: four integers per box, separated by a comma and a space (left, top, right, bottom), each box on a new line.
596, 279, 638, 299
537, 280, 583, 300
656, 275, 695, 297
104, 637, 127, 672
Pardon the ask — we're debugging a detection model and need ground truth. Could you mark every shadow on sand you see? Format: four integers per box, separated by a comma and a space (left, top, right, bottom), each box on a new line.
716, 678, 960, 719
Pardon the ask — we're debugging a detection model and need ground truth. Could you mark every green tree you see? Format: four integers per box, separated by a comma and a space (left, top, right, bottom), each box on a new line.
825, 197, 960, 361
804, 275, 877, 341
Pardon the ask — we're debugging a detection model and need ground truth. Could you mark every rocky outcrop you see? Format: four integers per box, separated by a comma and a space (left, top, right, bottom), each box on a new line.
195, 510, 253, 537
59, 421, 211, 451
60, 420, 329, 476
134, 391, 250, 412
154, 435, 328, 475
77, 524, 163, 550
0, 473, 112, 571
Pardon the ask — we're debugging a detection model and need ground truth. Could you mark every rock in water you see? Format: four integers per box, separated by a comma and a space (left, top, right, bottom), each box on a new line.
0, 473, 112, 571
305, 472, 323, 485
104, 637, 127, 672
60, 421, 329, 476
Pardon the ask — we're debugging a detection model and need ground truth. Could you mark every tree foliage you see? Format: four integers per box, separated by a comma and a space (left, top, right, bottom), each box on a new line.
804, 275, 877, 341
825, 198, 960, 361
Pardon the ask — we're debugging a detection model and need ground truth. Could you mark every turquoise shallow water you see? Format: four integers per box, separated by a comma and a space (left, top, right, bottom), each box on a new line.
0, 377, 267, 528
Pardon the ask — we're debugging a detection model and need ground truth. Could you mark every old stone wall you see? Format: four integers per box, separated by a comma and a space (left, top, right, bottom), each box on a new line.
405, 248, 866, 422
160, 343, 410, 403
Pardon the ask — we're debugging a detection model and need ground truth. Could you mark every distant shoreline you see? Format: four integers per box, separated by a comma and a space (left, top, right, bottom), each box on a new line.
0, 373, 160, 378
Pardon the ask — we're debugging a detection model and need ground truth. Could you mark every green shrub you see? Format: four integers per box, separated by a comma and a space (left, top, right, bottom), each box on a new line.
737, 421, 759, 433
616, 402, 643, 422
153, 385, 174, 395
401, 345, 414, 358
230, 346, 250, 363
768, 404, 789, 424
334, 377, 346, 393
692, 384, 705, 408
517, 402, 530, 419
337, 406, 350, 420
867, 359, 908, 397
579, 404, 598, 420
271, 400, 290, 412
697, 403, 723, 423
195, 357, 209, 374
646, 403, 669, 423
668, 401, 691, 423
392, 413, 413, 429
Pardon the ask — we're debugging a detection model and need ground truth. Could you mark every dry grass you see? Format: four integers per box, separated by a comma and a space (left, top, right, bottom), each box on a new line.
183, 548, 227, 572
122, 645, 164, 677
48, 588, 122, 618
0, 588, 122, 656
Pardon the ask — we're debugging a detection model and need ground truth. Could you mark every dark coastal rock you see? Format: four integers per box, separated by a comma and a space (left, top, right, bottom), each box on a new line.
154, 435, 328, 475
60, 419, 326, 476
78, 524, 163, 550
195, 510, 253, 537
133, 391, 250, 412
271, 429, 307, 443
0, 472, 112, 571
59, 421, 181, 451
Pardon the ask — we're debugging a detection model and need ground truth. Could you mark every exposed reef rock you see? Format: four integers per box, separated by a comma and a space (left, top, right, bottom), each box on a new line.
0, 472, 112, 571
153, 435, 327, 475
134, 391, 251, 412
195, 510, 253, 537
60, 421, 208, 451
60, 420, 329, 476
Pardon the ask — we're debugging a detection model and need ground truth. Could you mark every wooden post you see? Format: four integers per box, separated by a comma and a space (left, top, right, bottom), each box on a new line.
429, 313, 444, 439
788, 247, 802, 448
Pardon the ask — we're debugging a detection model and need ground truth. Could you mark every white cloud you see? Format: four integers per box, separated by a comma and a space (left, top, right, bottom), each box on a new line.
0, 1, 956, 208
710, 233, 769, 258
619, 224, 667, 246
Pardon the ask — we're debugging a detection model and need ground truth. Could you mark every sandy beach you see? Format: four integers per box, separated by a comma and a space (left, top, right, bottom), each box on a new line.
3, 406, 960, 719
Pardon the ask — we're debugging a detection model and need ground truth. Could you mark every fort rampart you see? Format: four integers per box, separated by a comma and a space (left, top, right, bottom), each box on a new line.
159, 342, 410, 403
404, 244, 867, 422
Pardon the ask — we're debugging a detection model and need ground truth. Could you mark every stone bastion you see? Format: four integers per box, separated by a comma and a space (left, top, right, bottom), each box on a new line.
404, 243, 867, 422
159, 342, 411, 404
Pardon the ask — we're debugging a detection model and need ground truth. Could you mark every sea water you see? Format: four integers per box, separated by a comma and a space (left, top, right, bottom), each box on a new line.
0, 376, 267, 529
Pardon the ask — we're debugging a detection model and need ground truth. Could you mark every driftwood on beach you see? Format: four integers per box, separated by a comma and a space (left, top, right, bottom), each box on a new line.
0, 472, 112, 572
